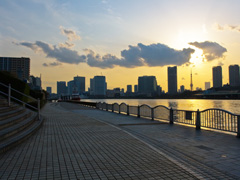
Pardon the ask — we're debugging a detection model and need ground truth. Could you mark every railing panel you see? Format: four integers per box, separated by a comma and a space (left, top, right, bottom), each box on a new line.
173, 110, 196, 125
129, 106, 138, 115
140, 105, 151, 118
94, 101, 240, 136
107, 104, 113, 111
120, 103, 127, 114
102, 102, 107, 110
113, 103, 119, 113
201, 109, 238, 133
154, 105, 170, 120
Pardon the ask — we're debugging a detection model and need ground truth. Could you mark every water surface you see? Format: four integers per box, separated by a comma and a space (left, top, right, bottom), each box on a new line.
84, 99, 240, 114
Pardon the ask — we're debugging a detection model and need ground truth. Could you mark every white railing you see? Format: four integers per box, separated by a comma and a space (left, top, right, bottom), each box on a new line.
0, 82, 40, 120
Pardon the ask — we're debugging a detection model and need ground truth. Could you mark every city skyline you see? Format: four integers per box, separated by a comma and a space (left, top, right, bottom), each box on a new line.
1, 1, 240, 93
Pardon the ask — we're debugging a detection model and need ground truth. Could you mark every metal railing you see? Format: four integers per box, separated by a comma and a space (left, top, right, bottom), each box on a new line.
94, 101, 240, 137
0, 83, 40, 120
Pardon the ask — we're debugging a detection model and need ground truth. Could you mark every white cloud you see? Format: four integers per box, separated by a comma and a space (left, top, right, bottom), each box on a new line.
59, 26, 81, 41
189, 41, 227, 61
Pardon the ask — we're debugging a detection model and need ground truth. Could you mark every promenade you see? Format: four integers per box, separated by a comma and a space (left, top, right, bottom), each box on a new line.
0, 102, 240, 179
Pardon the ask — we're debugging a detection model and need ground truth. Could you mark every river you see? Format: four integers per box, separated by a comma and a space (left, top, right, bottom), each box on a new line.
83, 99, 240, 114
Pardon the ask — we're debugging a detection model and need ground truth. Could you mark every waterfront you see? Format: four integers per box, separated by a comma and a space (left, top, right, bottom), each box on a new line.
84, 99, 240, 114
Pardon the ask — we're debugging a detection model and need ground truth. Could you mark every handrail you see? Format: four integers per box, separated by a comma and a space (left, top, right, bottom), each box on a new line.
153, 105, 170, 110
0, 82, 37, 101
0, 82, 40, 120
92, 101, 240, 137
201, 108, 239, 116
0, 91, 37, 110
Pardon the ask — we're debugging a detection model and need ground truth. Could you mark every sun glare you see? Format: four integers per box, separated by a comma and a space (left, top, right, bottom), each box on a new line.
189, 48, 205, 66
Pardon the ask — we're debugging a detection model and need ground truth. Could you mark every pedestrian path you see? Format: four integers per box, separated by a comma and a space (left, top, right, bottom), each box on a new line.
0, 102, 239, 179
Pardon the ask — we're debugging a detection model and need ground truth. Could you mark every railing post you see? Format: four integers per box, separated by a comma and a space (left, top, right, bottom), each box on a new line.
8, 84, 11, 106
127, 105, 129, 116
170, 108, 174, 124
106, 104, 108, 111
151, 108, 154, 121
38, 98, 40, 120
196, 109, 201, 130
237, 116, 240, 138
112, 104, 114, 112
137, 106, 140, 118
119, 105, 121, 114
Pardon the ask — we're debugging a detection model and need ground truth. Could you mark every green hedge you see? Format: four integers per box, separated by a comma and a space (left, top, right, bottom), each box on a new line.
0, 71, 47, 109
0, 71, 30, 102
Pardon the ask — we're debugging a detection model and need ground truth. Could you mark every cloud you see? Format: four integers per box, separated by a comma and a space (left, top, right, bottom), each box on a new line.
189, 41, 227, 61
85, 43, 195, 68
58, 42, 74, 48
43, 62, 61, 67
19, 41, 86, 64
214, 23, 240, 32
18, 41, 195, 69
59, 26, 81, 41
218, 61, 224, 66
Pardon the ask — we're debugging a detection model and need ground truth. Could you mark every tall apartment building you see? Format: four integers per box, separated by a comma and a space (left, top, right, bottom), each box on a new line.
138, 76, 157, 96
67, 80, 74, 95
0, 57, 30, 81
126, 85, 132, 93
205, 82, 211, 90
180, 85, 185, 93
168, 66, 177, 94
29, 75, 41, 90
134, 85, 138, 93
229, 65, 240, 87
212, 66, 222, 88
46, 87, 52, 94
74, 76, 85, 93
90, 76, 107, 96
57, 81, 67, 96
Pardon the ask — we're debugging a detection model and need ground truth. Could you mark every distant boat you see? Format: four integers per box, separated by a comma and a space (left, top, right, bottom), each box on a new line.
71, 86, 81, 101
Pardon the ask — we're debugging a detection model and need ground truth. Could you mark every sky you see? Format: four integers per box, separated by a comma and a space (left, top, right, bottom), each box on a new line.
1, 0, 240, 93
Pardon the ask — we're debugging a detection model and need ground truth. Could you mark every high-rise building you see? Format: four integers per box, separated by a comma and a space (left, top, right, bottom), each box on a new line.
90, 76, 107, 96
134, 85, 138, 93
138, 76, 157, 96
57, 81, 67, 96
205, 82, 211, 90
229, 65, 240, 87
127, 85, 132, 93
74, 76, 85, 93
212, 66, 222, 88
29, 75, 41, 90
180, 85, 185, 93
168, 66, 177, 94
0, 57, 30, 81
157, 85, 162, 96
67, 80, 74, 95
46, 87, 52, 94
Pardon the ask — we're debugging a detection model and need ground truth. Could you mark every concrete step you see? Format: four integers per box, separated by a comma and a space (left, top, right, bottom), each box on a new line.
0, 105, 19, 113
0, 116, 43, 154
0, 112, 38, 142
0, 107, 25, 121
0, 110, 32, 130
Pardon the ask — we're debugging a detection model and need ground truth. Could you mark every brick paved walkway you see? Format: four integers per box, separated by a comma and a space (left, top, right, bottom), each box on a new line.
0, 102, 239, 179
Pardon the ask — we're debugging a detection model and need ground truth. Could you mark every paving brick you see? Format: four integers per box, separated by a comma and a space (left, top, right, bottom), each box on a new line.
0, 102, 239, 179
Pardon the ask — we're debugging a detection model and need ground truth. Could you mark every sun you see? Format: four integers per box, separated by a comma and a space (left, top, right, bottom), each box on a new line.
189, 47, 205, 66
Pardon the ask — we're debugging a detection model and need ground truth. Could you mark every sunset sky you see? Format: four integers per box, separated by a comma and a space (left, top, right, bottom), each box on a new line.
1, 0, 240, 93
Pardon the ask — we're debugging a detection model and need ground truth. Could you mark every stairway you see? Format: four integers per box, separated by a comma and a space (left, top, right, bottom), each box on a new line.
0, 96, 43, 153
